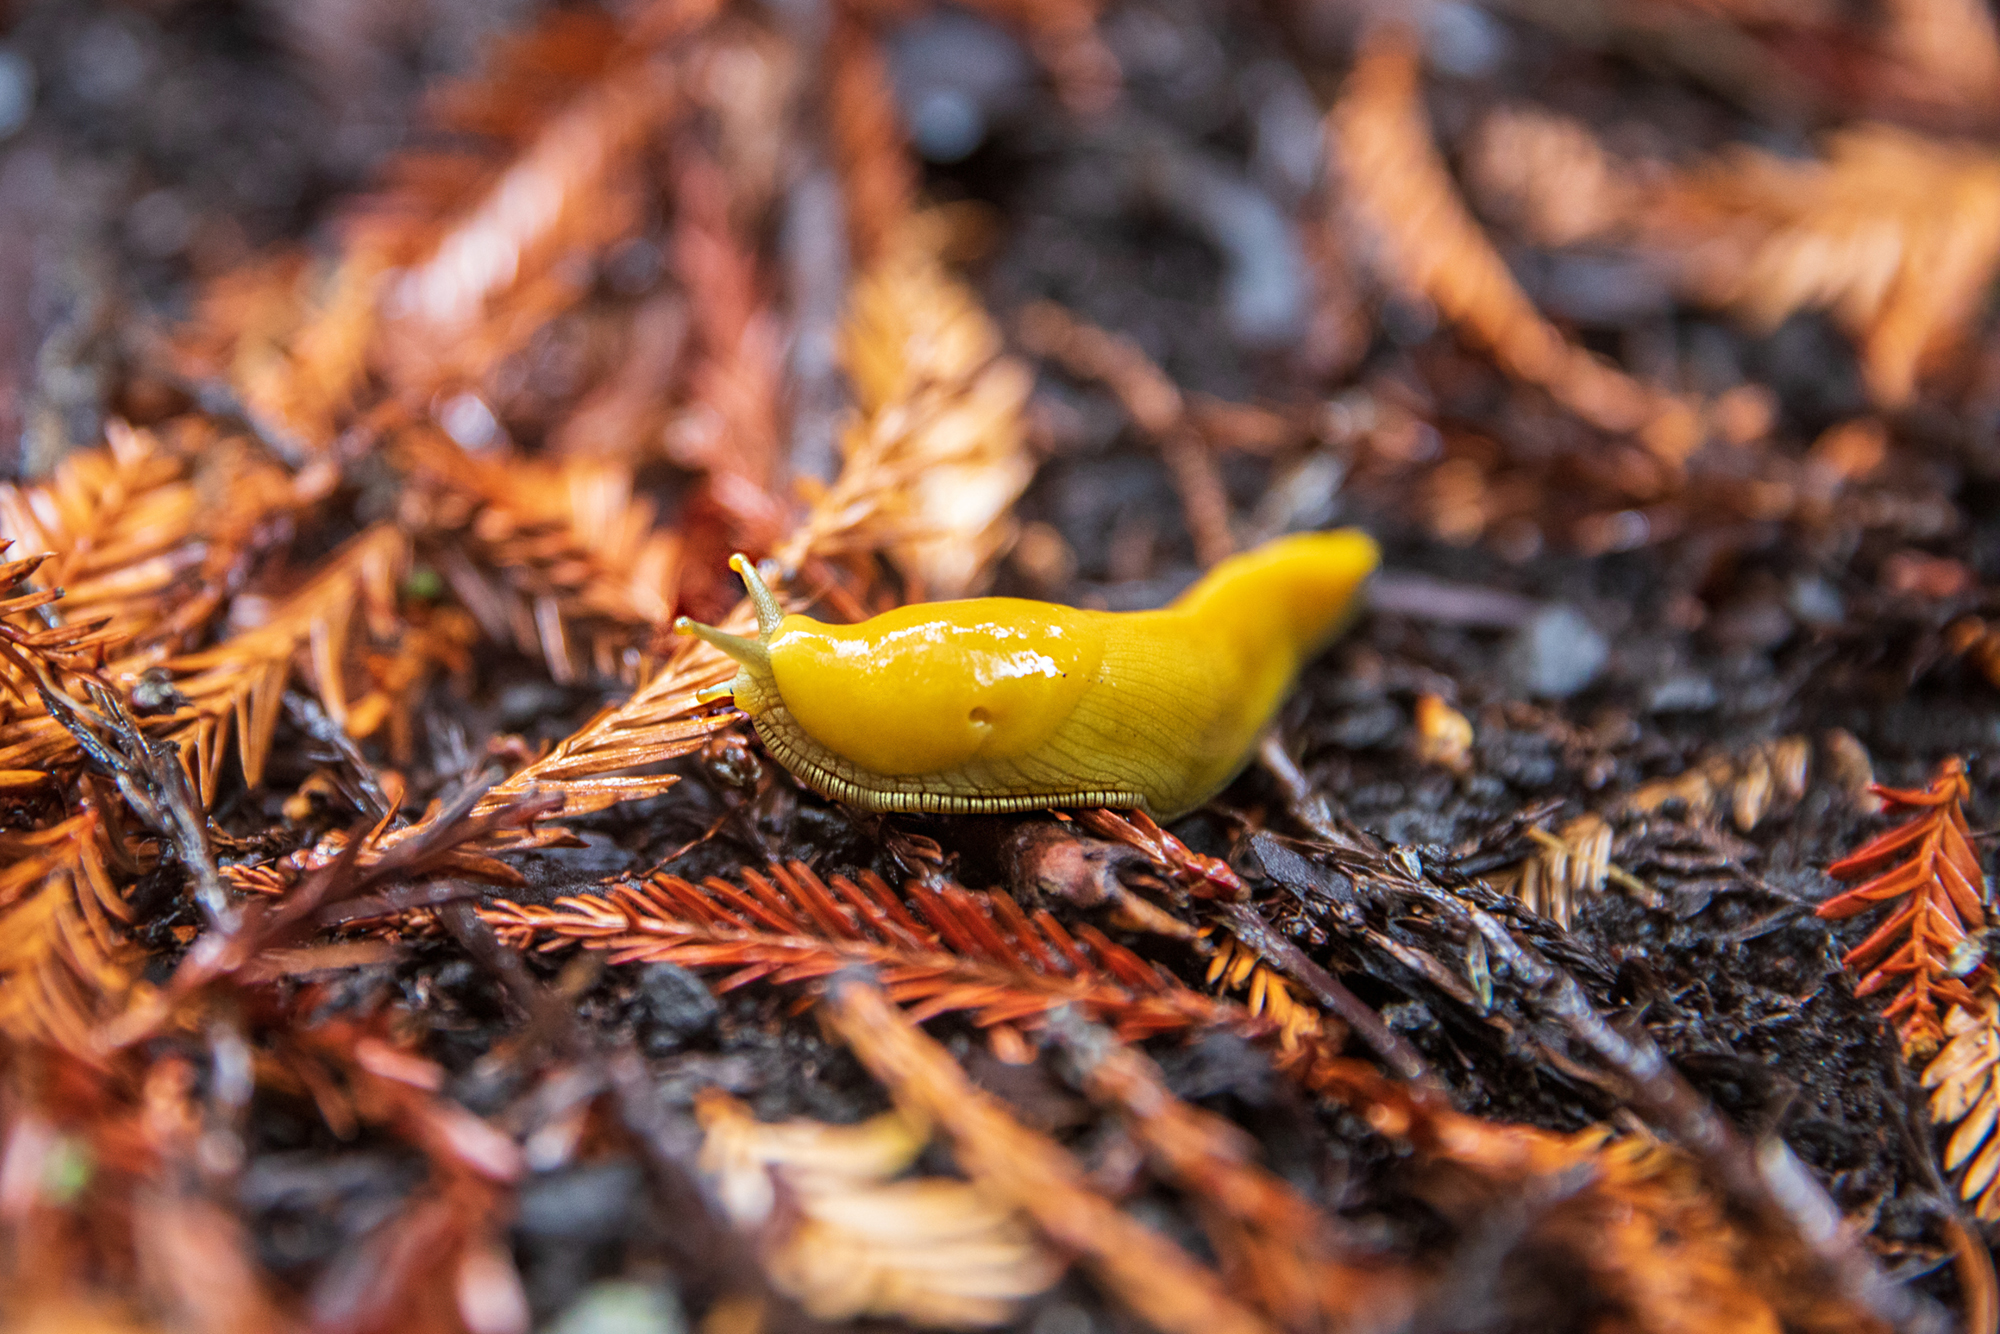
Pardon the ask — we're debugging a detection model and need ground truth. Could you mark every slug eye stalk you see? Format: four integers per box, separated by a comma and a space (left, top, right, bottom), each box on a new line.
730, 553, 786, 637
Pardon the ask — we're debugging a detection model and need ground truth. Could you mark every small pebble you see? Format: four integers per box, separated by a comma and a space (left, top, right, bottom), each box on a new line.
1381, 999, 1439, 1033
1645, 672, 1718, 713
0, 48, 34, 141
888, 11, 1030, 163
497, 681, 572, 727
1030, 1302, 1096, 1334
631, 962, 721, 1054
908, 88, 983, 162
127, 188, 195, 258
1424, 1, 1508, 78
1707, 597, 1793, 650
67, 16, 150, 107
438, 391, 500, 450
546, 1282, 687, 1334
1789, 575, 1844, 628
517, 1162, 643, 1242
1148, 150, 1306, 347
1504, 605, 1607, 699
1326, 699, 1403, 749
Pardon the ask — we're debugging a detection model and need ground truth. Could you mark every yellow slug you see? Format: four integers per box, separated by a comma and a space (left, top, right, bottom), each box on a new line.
674, 529, 1379, 819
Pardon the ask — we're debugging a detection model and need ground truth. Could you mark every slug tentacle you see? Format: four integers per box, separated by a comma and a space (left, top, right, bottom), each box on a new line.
680, 529, 1379, 819
730, 553, 786, 637
674, 618, 770, 673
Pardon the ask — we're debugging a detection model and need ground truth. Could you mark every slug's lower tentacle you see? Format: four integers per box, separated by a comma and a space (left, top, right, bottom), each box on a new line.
674, 617, 769, 675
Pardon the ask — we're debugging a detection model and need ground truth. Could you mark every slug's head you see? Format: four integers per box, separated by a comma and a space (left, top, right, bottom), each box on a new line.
676, 556, 1104, 779
673, 554, 788, 714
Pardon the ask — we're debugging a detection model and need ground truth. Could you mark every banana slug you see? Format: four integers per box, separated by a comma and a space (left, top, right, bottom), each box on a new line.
674, 529, 1380, 819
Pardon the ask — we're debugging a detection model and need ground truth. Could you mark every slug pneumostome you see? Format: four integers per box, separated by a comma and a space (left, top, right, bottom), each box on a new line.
674, 529, 1380, 819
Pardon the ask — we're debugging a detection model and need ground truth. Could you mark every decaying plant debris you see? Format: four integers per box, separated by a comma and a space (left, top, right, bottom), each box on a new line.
8, 0, 2000, 1330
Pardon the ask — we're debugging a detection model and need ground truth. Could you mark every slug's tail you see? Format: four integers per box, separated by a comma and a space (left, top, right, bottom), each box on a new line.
1173, 528, 1380, 656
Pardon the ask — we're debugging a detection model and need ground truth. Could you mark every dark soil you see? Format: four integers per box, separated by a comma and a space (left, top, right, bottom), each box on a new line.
3, 0, 1996, 1329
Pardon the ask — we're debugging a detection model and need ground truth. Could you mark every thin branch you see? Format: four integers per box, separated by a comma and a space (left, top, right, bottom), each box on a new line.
43, 681, 232, 930
824, 975, 1282, 1334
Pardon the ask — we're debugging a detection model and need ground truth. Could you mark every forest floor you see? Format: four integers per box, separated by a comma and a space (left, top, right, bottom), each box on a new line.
4, 0, 2000, 1332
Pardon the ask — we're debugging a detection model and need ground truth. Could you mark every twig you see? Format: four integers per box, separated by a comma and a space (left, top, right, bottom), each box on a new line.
1330, 27, 1702, 463
44, 681, 234, 929
318, 879, 490, 929
1262, 724, 1932, 1330
1946, 1215, 1999, 1334
1257, 732, 1375, 855
433, 893, 808, 1324
1045, 1008, 1415, 1330
824, 973, 1281, 1334
1215, 898, 1430, 1083
1342, 841, 1938, 1334
1880, 1022, 2000, 1334
1071, 799, 1426, 1075
1016, 301, 1236, 566
98, 776, 562, 1050
283, 690, 394, 819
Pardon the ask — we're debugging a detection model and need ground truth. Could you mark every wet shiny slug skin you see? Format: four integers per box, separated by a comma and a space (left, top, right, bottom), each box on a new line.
675, 529, 1380, 819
